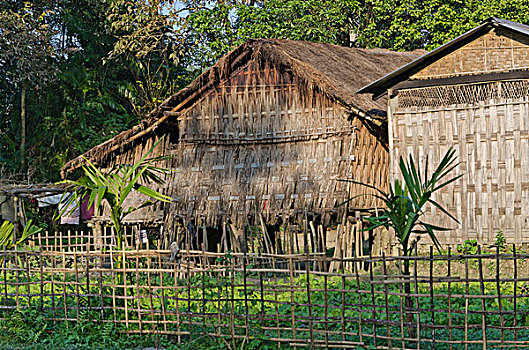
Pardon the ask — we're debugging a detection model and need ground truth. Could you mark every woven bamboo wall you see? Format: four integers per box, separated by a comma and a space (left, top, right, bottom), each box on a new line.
105, 62, 388, 226
391, 83, 529, 245
412, 28, 529, 79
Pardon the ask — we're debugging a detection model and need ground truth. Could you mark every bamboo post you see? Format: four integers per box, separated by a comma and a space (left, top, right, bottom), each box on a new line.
495, 246, 505, 349
110, 247, 117, 324
323, 273, 329, 347
222, 221, 228, 252
24, 252, 30, 308
243, 250, 249, 340
329, 224, 343, 273
259, 213, 273, 254
74, 252, 80, 321
382, 252, 392, 348
289, 256, 297, 342
309, 220, 317, 254
477, 246, 487, 350
229, 252, 236, 347
448, 247, 453, 350
513, 244, 518, 348
368, 250, 378, 348
62, 250, 67, 322
414, 245, 421, 349
305, 248, 314, 349
397, 257, 405, 348
173, 253, 181, 343
429, 246, 436, 347
464, 252, 469, 350
122, 249, 129, 328
352, 261, 360, 344
136, 252, 143, 333
39, 248, 44, 311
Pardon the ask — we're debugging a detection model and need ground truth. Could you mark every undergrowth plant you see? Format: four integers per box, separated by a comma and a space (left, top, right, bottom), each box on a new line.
58, 137, 173, 250
339, 147, 462, 337
0, 219, 42, 251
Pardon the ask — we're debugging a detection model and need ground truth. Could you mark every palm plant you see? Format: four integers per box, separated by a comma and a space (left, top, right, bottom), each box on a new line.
339, 148, 462, 339
0, 219, 42, 250
58, 138, 173, 250
340, 147, 461, 257
0, 219, 42, 266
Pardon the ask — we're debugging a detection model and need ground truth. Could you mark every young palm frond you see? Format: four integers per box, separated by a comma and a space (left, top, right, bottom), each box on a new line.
338, 147, 462, 255
57, 137, 173, 249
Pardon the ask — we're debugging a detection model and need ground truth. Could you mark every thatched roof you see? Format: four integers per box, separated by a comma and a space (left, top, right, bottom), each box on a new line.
61, 39, 424, 175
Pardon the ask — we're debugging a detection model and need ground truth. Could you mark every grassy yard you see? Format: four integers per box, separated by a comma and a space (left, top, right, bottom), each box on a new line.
2, 255, 529, 349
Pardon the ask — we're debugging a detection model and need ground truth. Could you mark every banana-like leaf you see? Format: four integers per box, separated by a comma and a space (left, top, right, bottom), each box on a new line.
135, 185, 172, 202
56, 136, 173, 250
0, 219, 42, 250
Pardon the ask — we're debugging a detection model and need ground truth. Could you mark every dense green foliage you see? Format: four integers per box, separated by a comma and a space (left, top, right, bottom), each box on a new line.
0, 1, 195, 181
187, 0, 363, 67
1, 0, 529, 182
1, 262, 529, 349
361, 0, 529, 50
0, 308, 276, 349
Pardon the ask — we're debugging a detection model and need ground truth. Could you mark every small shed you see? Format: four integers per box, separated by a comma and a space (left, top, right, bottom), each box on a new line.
359, 18, 529, 247
62, 39, 421, 251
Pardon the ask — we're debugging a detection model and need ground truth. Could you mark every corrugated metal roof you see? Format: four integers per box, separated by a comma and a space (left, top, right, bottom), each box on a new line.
493, 17, 529, 36
357, 17, 529, 98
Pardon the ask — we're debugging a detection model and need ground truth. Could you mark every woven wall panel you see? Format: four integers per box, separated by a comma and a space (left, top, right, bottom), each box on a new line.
412, 28, 529, 79
393, 95, 529, 245
105, 62, 388, 225
399, 80, 529, 108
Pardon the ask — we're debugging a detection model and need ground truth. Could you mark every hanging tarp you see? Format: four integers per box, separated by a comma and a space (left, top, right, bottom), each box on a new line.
59, 194, 80, 225
0, 196, 15, 223
81, 194, 95, 220
37, 193, 63, 207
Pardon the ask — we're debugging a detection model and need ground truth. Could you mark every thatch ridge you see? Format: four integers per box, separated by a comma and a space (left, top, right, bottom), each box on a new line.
61, 39, 424, 175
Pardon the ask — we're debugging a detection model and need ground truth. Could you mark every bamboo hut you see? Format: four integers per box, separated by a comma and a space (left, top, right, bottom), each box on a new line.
62, 39, 421, 252
358, 18, 529, 247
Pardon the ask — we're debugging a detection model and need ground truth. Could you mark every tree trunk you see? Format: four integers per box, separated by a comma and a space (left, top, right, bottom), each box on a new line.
110, 208, 124, 250
20, 82, 27, 171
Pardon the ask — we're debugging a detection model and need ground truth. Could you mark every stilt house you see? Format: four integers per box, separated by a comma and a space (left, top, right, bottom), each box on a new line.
61, 39, 421, 250
359, 18, 529, 246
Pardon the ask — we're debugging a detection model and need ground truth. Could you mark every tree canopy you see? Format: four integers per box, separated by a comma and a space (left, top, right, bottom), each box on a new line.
0, 0, 528, 182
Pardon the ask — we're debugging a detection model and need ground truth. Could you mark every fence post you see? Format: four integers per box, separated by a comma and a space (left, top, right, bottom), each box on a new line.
447, 247, 453, 350
477, 245, 487, 349
305, 246, 314, 349
495, 245, 505, 349
513, 244, 518, 348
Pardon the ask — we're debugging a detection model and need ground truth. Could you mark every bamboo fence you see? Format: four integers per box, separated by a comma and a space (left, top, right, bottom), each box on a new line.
2, 242, 529, 349
31, 217, 383, 263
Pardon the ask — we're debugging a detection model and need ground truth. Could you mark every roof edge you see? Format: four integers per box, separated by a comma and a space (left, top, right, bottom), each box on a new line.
355, 18, 529, 97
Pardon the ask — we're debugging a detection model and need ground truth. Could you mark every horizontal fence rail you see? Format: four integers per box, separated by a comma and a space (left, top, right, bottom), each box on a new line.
1, 246, 529, 349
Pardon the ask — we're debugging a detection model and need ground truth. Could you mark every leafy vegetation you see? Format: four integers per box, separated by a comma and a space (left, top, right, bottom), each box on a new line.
1, 1, 527, 181
359, 0, 529, 50
0, 219, 42, 250
0, 259, 528, 349
341, 148, 461, 258
340, 148, 461, 338
58, 138, 172, 249
457, 239, 479, 255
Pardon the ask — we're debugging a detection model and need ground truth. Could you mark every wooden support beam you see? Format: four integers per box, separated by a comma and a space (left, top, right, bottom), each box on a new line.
391, 71, 529, 95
